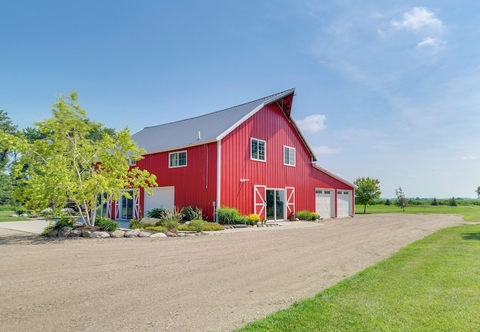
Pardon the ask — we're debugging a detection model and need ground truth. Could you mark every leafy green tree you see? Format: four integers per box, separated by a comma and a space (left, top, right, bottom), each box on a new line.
353, 177, 382, 213
476, 186, 480, 198
0, 110, 18, 172
395, 186, 407, 211
449, 197, 457, 206
0, 173, 14, 205
431, 197, 438, 206
1, 92, 157, 226
385, 199, 391, 205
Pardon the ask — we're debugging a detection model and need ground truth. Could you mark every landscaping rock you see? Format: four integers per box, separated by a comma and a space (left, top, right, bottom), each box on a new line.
81, 230, 92, 238
166, 231, 177, 237
125, 229, 141, 238
9, 214, 19, 218
90, 231, 110, 238
73, 222, 83, 227
47, 229, 58, 237
138, 231, 152, 238
68, 230, 81, 237
111, 230, 126, 238
150, 232, 167, 238
20, 213, 29, 217
58, 227, 72, 237
177, 232, 185, 237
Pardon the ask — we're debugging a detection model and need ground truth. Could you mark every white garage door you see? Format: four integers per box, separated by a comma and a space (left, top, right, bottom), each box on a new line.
337, 190, 352, 218
315, 189, 333, 219
144, 187, 175, 215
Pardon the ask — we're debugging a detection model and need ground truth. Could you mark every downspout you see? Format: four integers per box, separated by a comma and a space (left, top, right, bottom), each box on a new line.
216, 141, 221, 222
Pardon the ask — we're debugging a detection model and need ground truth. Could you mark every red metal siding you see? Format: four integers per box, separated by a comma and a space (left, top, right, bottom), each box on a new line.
220, 103, 354, 217
136, 142, 217, 220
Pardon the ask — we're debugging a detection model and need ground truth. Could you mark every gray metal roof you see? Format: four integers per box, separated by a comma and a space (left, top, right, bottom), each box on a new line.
132, 89, 297, 154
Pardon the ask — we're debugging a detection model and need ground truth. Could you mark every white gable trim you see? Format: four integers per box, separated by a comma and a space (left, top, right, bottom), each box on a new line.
216, 104, 264, 141
215, 88, 295, 141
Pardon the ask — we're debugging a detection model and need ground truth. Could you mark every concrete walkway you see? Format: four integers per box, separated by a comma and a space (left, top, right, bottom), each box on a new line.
0, 219, 51, 234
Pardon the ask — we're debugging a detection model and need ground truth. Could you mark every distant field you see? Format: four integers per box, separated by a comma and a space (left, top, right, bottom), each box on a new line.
355, 204, 480, 222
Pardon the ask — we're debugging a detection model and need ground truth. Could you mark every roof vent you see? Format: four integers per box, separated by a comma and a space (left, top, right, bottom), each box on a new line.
198, 131, 202, 141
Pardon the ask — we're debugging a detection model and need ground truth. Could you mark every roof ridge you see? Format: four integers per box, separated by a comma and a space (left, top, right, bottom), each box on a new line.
142, 88, 294, 130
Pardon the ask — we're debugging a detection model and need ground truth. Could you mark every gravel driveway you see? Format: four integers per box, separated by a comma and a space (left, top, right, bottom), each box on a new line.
0, 214, 464, 332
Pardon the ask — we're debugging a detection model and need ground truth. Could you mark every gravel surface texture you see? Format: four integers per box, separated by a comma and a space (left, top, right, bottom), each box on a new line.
0, 214, 464, 332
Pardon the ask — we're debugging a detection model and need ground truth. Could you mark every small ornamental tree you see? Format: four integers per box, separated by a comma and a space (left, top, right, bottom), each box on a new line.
431, 197, 438, 206
395, 186, 407, 211
1, 92, 157, 226
353, 177, 381, 214
476, 186, 480, 198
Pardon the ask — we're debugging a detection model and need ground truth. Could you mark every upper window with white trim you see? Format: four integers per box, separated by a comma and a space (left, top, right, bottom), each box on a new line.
169, 151, 187, 168
284, 146, 295, 166
251, 138, 266, 162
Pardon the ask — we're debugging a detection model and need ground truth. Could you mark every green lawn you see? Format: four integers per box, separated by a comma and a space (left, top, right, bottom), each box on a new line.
237, 224, 480, 331
355, 204, 480, 222
0, 210, 30, 222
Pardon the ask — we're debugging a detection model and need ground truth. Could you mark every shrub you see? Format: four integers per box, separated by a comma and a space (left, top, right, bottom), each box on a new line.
297, 210, 318, 221
182, 206, 203, 221
15, 207, 27, 215
235, 215, 249, 224
0, 205, 17, 212
217, 207, 239, 225
385, 199, 391, 206
189, 219, 205, 232
147, 208, 168, 219
96, 217, 119, 231
130, 219, 144, 229
247, 213, 260, 223
163, 217, 179, 231
144, 225, 168, 232
202, 222, 225, 231
60, 207, 75, 215
40, 207, 53, 216
42, 216, 74, 235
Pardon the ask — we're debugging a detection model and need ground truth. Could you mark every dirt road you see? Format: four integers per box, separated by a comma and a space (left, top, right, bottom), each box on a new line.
0, 214, 464, 332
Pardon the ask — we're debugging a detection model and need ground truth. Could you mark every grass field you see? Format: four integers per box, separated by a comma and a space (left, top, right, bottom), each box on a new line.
355, 204, 480, 222
237, 224, 480, 331
0, 210, 29, 222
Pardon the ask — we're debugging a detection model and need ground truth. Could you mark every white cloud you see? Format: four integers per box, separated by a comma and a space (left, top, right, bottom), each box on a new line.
461, 156, 477, 160
296, 114, 327, 133
417, 37, 446, 50
312, 145, 340, 155
391, 7, 444, 32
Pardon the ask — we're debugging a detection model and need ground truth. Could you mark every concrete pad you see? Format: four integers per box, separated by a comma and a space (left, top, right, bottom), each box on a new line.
0, 220, 51, 235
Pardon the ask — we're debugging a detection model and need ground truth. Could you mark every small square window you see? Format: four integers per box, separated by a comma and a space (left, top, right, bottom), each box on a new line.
251, 138, 266, 161
284, 146, 295, 166
169, 151, 187, 168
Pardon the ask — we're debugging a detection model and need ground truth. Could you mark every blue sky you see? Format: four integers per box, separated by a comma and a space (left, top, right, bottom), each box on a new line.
1, 0, 480, 198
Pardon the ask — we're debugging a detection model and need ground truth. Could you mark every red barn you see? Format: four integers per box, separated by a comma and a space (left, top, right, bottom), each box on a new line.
113, 89, 355, 221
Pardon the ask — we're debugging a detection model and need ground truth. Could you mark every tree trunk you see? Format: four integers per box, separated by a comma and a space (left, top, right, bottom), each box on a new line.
364, 205, 367, 214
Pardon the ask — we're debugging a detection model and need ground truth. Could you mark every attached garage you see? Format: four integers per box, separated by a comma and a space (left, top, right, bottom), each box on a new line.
144, 186, 175, 214
337, 190, 352, 218
315, 189, 334, 219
